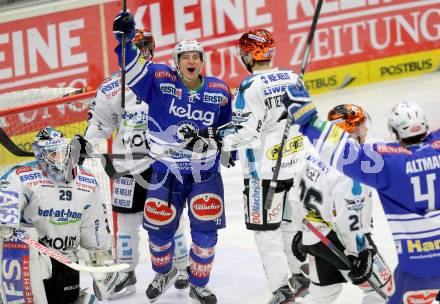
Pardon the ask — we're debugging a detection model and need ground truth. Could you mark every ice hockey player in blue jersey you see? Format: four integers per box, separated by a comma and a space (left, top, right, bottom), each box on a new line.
282, 85, 440, 304
113, 12, 232, 304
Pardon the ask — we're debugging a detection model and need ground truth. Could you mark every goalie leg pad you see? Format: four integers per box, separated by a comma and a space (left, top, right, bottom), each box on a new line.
1, 227, 50, 304
89, 249, 119, 300
44, 259, 80, 304
115, 212, 142, 271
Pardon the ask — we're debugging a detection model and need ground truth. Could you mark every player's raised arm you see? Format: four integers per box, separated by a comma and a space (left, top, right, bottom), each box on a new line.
113, 12, 155, 102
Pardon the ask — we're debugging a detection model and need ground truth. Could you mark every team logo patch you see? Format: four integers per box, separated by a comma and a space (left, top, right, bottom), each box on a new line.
144, 198, 176, 225
376, 145, 412, 155
403, 290, 437, 304
190, 194, 223, 221
15, 166, 32, 174
266, 135, 304, 160
431, 140, 440, 149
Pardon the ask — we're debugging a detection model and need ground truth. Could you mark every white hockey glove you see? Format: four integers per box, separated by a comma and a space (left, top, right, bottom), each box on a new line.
88, 250, 119, 300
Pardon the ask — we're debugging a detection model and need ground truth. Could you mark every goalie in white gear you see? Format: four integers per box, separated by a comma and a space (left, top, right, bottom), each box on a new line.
289, 104, 394, 304
0, 127, 117, 304
81, 29, 189, 299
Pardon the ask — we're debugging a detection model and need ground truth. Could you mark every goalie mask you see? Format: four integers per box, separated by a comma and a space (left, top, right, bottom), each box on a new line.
328, 104, 370, 144
32, 127, 70, 181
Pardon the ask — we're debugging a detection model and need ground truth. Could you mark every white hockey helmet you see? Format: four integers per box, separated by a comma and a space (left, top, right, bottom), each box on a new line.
172, 39, 204, 68
388, 101, 429, 141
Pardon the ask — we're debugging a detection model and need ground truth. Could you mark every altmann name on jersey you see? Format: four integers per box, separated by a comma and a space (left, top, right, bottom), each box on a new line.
169, 99, 214, 126
38, 207, 82, 225
405, 155, 440, 174
160, 83, 182, 99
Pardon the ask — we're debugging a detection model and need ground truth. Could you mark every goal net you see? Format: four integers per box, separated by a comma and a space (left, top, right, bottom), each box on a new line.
0, 88, 113, 225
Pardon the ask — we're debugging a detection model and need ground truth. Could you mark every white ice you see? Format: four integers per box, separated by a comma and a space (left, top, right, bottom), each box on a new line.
82, 72, 440, 304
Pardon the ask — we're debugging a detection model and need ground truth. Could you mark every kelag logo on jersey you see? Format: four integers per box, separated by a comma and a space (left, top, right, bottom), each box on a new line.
122, 111, 148, 129
169, 99, 214, 126
37, 207, 82, 225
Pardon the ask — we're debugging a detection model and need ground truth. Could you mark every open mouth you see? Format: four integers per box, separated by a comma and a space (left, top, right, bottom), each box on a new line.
187, 67, 196, 73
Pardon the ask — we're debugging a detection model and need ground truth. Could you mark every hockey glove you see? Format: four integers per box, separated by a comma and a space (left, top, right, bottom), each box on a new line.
292, 231, 307, 262
282, 85, 317, 126
220, 150, 236, 168
179, 126, 223, 153
347, 248, 375, 285
69, 134, 92, 166
113, 12, 135, 42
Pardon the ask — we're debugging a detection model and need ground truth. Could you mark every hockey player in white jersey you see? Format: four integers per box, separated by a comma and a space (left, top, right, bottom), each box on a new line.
0, 127, 117, 303
213, 29, 310, 304
80, 29, 189, 298
289, 104, 394, 304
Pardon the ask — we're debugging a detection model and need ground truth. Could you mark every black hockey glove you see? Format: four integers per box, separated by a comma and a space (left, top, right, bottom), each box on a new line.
292, 231, 307, 262
220, 150, 236, 168
179, 126, 223, 153
436, 290, 440, 301
347, 248, 376, 285
113, 12, 135, 42
69, 134, 92, 166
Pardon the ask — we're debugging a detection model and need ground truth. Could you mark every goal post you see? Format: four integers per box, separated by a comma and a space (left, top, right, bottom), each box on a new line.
0, 88, 113, 227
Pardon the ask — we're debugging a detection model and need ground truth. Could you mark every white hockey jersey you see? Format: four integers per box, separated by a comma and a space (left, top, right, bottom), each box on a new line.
85, 74, 150, 175
1, 161, 111, 261
290, 144, 373, 255
223, 68, 304, 180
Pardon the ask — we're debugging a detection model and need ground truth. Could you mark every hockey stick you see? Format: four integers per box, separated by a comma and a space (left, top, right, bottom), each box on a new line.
120, 0, 127, 115
264, 0, 324, 210
303, 219, 388, 300
13, 231, 129, 273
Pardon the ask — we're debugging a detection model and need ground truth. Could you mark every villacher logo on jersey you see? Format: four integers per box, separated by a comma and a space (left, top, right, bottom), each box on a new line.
37, 207, 82, 225
190, 194, 223, 221
144, 199, 176, 226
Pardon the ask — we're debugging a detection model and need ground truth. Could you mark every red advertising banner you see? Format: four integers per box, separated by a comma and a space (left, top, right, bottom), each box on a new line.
0, 0, 439, 93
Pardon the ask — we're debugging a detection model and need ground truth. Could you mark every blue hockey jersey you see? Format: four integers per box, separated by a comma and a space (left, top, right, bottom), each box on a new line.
301, 117, 440, 278
115, 42, 232, 175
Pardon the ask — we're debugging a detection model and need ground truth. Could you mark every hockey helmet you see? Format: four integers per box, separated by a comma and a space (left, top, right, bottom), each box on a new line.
172, 39, 204, 67
328, 104, 369, 134
32, 127, 70, 181
133, 29, 155, 59
388, 101, 428, 142
239, 29, 275, 61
